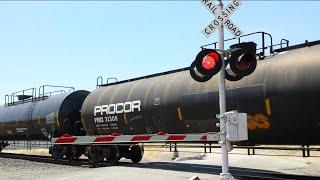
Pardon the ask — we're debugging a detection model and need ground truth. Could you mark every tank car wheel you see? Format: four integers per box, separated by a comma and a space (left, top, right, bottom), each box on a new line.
87, 146, 104, 163
73, 146, 85, 159
104, 145, 120, 165
62, 146, 74, 160
51, 145, 63, 160
130, 145, 144, 163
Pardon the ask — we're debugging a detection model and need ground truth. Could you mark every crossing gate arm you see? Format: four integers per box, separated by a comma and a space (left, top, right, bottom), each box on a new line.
52, 133, 220, 145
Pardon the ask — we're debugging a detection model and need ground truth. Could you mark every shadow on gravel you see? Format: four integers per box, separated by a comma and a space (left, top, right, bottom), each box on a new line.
118, 161, 320, 180
119, 161, 271, 174
1, 153, 319, 180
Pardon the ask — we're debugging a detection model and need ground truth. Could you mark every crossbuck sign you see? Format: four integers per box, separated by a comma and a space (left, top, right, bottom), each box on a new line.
201, 0, 243, 39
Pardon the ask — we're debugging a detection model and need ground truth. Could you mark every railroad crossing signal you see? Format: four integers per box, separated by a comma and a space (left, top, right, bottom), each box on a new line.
197, 0, 247, 179
201, 0, 243, 39
225, 42, 257, 81
190, 42, 257, 82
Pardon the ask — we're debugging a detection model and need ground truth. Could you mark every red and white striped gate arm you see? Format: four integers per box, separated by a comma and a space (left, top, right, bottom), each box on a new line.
52, 133, 220, 145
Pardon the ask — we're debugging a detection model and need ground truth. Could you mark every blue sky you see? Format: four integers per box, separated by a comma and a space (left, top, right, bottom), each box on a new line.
0, 1, 319, 103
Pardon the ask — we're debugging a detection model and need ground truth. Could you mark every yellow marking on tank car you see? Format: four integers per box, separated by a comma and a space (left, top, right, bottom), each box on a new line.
37, 116, 41, 125
177, 107, 183, 121
265, 99, 272, 115
124, 113, 128, 125
55, 111, 60, 128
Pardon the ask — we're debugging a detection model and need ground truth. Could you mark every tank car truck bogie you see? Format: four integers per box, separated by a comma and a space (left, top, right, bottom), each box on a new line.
50, 133, 210, 165
49, 144, 86, 160
0, 141, 9, 152
85, 144, 143, 165
86, 145, 121, 165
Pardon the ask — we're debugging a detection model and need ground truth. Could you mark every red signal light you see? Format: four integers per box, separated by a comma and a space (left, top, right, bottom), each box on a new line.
190, 49, 222, 82
202, 52, 219, 70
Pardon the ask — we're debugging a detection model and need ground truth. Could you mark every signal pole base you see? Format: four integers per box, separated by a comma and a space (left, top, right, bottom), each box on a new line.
220, 173, 235, 180
172, 143, 179, 160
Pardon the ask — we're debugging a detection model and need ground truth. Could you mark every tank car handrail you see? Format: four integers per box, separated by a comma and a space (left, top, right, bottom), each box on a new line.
38, 85, 75, 98
3, 85, 76, 106
96, 76, 103, 88
4, 88, 36, 106
280, 39, 289, 48
106, 77, 118, 85
274, 40, 320, 53
41, 90, 66, 96
11, 87, 36, 101
264, 39, 289, 53
11, 94, 14, 105
4, 95, 9, 106
200, 31, 274, 60
200, 31, 267, 48
39, 85, 75, 90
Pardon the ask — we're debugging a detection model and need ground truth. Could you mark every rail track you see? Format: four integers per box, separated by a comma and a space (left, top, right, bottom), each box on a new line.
0, 152, 89, 167
0, 152, 319, 180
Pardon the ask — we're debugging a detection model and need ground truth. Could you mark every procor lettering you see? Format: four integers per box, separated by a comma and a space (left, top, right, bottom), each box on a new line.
94, 100, 141, 116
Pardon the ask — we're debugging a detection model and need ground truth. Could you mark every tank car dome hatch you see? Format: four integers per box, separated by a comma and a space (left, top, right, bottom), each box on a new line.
0, 90, 90, 140
17, 95, 33, 101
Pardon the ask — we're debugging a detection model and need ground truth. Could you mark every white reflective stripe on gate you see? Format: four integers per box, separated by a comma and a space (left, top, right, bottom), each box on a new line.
75, 136, 96, 144
113, 135, 133, 142
184, 135, 204, 141
150, 135, 170, 141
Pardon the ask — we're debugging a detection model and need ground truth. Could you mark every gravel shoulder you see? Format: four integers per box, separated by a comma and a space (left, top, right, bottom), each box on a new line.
0, 145, 319, 180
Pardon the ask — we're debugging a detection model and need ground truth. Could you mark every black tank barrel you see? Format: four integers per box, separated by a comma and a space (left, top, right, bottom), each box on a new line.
0, 90, 90, 140
81, 43, 320, 145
